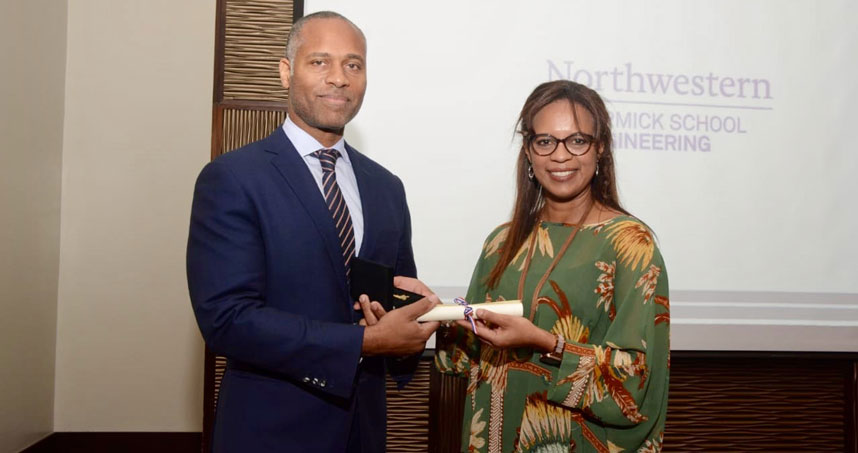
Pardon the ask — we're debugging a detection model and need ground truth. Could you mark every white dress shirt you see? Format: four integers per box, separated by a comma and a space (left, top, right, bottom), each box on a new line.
282, 116, 364, 256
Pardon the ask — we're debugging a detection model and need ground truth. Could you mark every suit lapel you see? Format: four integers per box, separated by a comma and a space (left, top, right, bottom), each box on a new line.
348, 144, 377, 258
266, 129, 350, 300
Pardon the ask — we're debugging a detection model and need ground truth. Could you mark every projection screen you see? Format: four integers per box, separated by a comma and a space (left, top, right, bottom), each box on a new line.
304, 0, 858, 350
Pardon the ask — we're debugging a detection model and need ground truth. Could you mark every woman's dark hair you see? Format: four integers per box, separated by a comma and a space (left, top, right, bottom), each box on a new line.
485, 80, 628, 289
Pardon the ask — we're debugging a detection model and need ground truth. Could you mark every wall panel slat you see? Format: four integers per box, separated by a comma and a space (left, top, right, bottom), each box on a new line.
385, 360, 432, 452
219, 107, 287, 155
222, 0, 297, 101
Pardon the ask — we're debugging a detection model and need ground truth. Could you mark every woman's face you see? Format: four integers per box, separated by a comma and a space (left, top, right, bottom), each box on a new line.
527, 100, 600, 208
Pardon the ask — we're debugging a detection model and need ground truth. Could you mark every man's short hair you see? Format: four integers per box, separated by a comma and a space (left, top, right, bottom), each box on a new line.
284, 11, 366, 62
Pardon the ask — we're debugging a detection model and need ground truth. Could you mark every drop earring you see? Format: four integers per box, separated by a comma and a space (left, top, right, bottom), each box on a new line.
528, 164, 534, 180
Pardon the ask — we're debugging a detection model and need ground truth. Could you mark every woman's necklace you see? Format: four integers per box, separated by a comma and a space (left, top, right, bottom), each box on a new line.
516, 201, 595, 322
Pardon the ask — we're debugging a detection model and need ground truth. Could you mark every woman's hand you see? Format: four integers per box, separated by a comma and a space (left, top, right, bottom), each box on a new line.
458, 309, 556, 352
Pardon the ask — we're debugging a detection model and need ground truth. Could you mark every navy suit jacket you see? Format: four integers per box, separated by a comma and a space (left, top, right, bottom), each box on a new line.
187, 128, 416, 452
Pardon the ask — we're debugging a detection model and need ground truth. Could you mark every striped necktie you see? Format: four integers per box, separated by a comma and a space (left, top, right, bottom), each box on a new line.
314, 149, 356, 275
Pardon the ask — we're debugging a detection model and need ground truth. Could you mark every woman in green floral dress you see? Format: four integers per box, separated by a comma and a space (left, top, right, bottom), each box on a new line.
435, 80, 669, 453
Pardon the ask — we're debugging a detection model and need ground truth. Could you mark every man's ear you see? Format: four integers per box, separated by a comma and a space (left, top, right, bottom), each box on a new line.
279, 58, 291, 90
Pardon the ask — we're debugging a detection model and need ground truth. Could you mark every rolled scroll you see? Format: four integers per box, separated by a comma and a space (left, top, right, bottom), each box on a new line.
416, 300, 523, 322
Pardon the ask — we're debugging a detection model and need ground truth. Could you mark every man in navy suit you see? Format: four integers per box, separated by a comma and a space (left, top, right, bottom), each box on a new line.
187, 11, 440, 452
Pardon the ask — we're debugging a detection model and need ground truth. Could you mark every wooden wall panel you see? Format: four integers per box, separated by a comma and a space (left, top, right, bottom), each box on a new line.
222, 0, 298, 101
431, 370, 467, 453
219, 107, 287, 156
664, 357, 848, 452
386, 360, 432, 452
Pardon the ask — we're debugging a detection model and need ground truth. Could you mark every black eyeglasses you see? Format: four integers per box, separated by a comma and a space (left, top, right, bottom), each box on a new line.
528, 132, 595, 156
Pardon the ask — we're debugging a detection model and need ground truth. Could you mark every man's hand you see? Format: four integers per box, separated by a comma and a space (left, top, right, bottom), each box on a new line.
362, 296, 441, 357
393, 276, 435, 297
458, 309, 555, 352
356, 277, 436, 326
353, 294, 386, 326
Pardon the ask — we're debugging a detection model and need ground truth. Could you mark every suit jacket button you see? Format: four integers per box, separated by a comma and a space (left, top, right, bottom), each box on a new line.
320, 380, 327, 388
303, 377, 310, 383
312, 378, 319, 385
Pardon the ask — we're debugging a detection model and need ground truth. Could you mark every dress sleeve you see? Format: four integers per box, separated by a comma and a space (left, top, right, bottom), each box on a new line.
546, 243, 670, 428
434, 324, 480, 378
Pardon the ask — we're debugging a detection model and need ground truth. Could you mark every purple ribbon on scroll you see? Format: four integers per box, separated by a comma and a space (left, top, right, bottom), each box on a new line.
454, 297, 477, 334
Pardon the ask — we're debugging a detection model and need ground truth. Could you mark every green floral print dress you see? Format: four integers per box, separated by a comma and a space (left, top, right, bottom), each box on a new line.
435, 216, 670, 453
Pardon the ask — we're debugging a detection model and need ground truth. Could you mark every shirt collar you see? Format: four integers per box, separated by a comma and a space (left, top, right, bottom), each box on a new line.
282, 116, 350, 164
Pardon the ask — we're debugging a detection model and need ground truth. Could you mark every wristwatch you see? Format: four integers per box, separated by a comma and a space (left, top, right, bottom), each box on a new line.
539, 334, 565, 366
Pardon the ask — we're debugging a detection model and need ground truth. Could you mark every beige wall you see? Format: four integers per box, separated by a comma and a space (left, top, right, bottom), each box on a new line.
53, 1, 215, 431
0, 1, 67, 451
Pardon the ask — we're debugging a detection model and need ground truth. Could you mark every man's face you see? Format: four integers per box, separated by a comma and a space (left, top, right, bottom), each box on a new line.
280, 18, 367, 139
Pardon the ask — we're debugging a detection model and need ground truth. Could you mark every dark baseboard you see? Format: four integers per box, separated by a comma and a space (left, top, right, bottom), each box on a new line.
23, 432, 202, 453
